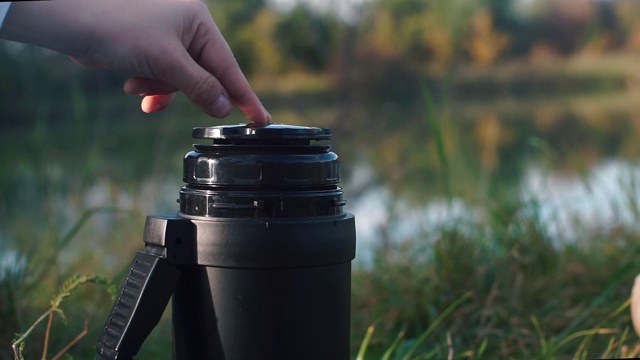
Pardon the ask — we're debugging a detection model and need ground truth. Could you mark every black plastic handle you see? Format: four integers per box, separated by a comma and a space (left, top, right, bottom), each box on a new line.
96, 251, 180, 359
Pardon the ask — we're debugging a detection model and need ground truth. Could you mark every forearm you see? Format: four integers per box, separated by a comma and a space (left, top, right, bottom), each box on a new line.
0, 0, 101, 58
0, 0, 271, 122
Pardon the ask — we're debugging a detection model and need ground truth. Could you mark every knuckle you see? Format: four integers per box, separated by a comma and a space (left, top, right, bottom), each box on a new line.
214, 62, 236, 80
182, 0, 210, 18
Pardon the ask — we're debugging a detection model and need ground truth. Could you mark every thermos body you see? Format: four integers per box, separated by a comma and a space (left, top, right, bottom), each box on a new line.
172, 215, 355, 360
97, 124, 356, 360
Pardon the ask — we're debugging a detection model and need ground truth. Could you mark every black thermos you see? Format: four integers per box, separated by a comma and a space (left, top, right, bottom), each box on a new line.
97, 124, 356, 360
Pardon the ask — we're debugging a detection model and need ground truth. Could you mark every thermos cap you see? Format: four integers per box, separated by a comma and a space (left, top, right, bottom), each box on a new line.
193, 123, 331, 142
181, 123, 343, 218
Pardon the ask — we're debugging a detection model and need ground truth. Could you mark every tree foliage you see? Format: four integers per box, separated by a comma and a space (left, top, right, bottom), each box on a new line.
3, 0, 640, 128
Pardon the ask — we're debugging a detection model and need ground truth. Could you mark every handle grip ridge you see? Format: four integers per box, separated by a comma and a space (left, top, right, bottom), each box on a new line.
97, 251, 180, 359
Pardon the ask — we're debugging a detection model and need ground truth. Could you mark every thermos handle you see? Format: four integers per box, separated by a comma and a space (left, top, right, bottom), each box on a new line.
96, 251, 180, 360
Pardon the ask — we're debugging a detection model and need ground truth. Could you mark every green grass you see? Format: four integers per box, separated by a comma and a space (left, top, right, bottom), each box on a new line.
5, 195, 640, 359
351, 196, 640, 359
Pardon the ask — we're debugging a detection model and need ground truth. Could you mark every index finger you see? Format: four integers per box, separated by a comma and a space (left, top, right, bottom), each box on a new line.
189, 16, 271, 123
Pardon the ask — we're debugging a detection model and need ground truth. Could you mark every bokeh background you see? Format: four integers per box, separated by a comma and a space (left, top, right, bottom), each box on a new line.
4, 0, 640, 358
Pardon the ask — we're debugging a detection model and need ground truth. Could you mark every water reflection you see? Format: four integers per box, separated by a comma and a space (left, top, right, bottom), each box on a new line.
347, 159, 640, 267
2, 94, 640, 273
522, 159, 640, 240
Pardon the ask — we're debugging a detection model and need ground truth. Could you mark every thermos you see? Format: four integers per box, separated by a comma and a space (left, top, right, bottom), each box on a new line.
96, 123, 356, 359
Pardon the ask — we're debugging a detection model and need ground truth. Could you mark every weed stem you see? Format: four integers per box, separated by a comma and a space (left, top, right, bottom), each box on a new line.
51, 320, 88, 360
41, 312, 54, 360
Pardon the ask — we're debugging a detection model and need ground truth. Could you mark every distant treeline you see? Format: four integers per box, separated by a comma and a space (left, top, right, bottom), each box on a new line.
3, 0, 640, 127
212, 0, 640, 76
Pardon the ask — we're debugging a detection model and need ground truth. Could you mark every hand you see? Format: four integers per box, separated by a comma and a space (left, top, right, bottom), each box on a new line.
0, 0, 271, 123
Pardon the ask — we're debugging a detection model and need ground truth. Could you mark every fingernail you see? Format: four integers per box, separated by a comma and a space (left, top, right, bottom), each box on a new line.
210, 95, 232, 118
263, 107, 272, 123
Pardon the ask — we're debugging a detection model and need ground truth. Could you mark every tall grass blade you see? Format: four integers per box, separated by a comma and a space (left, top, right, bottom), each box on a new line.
600, 336, 616, 359
421, 82, 452, 202
615, 327, 630, 358
400, 292, 472, 360
473, 337, 488, 360
530, 315, 549, 358
356, 325, 375, 360
566, 329, 618, 359
381, 328, 405, 360
28, 207, 118, 290
57, 206, 118, 250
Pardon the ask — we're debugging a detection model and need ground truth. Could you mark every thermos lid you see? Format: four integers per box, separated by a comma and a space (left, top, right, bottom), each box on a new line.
181, 123, 342, 217
180, 124, 344, 218
193, 123, 331, 143
185, 122, 338, 188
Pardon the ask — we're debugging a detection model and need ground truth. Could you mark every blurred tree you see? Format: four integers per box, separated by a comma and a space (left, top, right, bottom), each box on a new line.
527, 0, 598, 55
237, 8, 282, 76
275, 5, 341, 72
464, 8, 509, 67
2, 0, 637, 132
358, 0, 480, 73
360, 7, 400, 59
486, 0, 514, 29
207, 0, 268, 76
484, 0, 533, 57
209, 0, 266, 30
614, 0, 640, 52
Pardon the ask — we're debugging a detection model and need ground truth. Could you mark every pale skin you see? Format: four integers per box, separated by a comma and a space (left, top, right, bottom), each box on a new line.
0, 0, 271, 123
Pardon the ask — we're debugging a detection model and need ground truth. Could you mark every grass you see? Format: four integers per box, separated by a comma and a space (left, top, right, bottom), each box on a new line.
5, 191, 640, 359
11, 274, 116, 360
350, 194, 640, 359
350, 68, 640, 357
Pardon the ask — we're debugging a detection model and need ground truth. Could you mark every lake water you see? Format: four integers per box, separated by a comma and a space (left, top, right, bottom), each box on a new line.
2, 86, 640, 273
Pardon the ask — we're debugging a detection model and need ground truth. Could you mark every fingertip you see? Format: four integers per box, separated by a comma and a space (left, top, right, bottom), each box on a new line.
141, 97, 159, 113
239, 103, 272, 124
257, 107, 272, 124
141, 94, 175, 113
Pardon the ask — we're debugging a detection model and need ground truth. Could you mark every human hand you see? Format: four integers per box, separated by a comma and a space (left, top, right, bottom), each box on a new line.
0, 0, 271, 123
